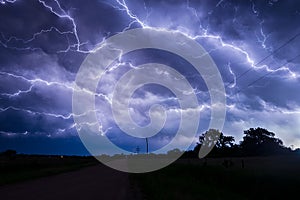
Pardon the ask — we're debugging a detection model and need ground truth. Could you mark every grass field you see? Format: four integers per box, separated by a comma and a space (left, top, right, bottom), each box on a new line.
131, 156, 300, 200
0, 154, 98, 185
2, 154, 300, 199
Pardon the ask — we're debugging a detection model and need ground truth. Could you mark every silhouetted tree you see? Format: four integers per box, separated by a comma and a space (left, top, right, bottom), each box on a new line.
186, 127, 296, 159
2, 149, 17, 160
240, 127, 285, 156
294, 148, 300, 154
194, 129, 235, 157
216, 134, 235, 149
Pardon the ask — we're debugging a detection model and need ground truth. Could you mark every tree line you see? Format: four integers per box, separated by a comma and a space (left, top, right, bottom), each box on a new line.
184, 127, 299, 158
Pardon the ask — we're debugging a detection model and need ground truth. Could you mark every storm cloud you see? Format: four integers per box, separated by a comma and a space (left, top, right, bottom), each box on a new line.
0, 0, 299, 154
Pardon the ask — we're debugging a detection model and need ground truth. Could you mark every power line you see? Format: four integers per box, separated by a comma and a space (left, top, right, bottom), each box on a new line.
226, 32, 300, 87
232, 53, 300, 96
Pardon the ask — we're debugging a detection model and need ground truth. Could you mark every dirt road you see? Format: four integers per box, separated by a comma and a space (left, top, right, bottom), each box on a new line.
0, 164, 139, 200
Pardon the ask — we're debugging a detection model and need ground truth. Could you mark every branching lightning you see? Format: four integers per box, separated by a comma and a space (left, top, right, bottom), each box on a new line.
0, 0, 107, 53
114, 0, 299, 81
0, 106, 73, 120
0, 71, 74, 98
1, 0, 300, 140
255, 20, 272, 51
0, 70, 114, 102
37, 0, 81, 52
1, 0, 297, 79
227, 62, 236, 89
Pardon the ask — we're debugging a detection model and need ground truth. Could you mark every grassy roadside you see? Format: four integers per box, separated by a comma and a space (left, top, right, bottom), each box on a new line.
0, 155, 98, 186
130, 156, 300, 200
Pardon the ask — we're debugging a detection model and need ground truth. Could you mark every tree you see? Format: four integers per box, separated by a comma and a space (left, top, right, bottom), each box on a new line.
2, 149, 17, 160
216, 133, 235, 149
240, 127, 285, 156
197, 129, 221, 149
194, 129, 235, 157
197, 129, 235, 149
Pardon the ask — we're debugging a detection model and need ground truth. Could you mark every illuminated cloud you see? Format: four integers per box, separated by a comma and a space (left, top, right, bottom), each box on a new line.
0, 0, 299, 154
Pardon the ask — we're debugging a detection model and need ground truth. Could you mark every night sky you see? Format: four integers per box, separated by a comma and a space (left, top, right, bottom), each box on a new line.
0, 0, 300, 155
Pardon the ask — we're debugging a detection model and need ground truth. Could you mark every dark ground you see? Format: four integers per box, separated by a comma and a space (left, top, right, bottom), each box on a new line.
1, 155, 300, 200
0, 164, 140, 200
132, 156, 300, 200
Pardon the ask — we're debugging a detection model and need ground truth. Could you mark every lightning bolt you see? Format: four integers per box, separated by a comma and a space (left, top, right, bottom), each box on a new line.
186, 0, 200, 23
0, 106, 73, 119
227, 62, 236, 89
37, 0, 81, 51
1, 0, 297, 79
254, 20, 272, 51
0, 26, 74, 52
0, 105, 112, 136
0, 69, 114, 136
0, 0, 16, 5
0, 70, 115, 103
0, 130, 28, 137
115, 0, 147, 29
0, 0, 108, 53
251, 0, 259, 16
1, 0, 299, 139
0, 71, 74, 98
113, 0, 299, 81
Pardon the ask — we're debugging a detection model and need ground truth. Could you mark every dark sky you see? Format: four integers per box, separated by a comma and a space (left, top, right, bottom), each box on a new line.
0, 0, 300, 155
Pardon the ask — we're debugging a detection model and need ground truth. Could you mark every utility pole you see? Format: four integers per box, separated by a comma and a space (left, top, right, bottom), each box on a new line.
146, 137, 149, 154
